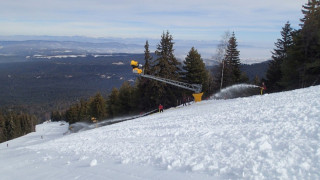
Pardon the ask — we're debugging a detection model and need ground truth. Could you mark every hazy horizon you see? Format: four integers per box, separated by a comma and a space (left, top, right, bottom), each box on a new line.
0, 0, 307, 63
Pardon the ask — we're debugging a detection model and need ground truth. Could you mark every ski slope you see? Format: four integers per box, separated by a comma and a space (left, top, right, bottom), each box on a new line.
1, 85, 320, 180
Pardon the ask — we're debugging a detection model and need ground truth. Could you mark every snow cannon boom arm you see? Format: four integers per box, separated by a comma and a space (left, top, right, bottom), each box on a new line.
130, 60, 203, 102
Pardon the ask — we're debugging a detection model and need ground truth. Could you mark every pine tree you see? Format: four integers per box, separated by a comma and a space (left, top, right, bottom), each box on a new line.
65, 106, 79, 124
152, 31, 181, 107
0, 113, 6, 143
223, 32, 241, 87
136, 40, 157, 111
90, 92, 106, 120
118, 81, 135, 115
143, 40, 153, 75
51, 111, 64, 122
300, 0, 320, 86
183, 47, 209, 95
78, 99, 90, 122
281, 0, 320, 89
106, 88, 120, 118
300, 0, 320, 26
5, 115, 15, 140
266, 22, 293, 92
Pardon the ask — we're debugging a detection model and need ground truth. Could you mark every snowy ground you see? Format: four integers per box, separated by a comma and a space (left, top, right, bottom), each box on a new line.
1, 85, 320, 180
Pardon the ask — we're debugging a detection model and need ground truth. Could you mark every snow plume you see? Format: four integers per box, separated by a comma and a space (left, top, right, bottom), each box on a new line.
212, 84, 260, 99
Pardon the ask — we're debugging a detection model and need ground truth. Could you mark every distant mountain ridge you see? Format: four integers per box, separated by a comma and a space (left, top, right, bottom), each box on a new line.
0, 40, 143, 56
0, 35, 270, 64
240, 60, 270, 80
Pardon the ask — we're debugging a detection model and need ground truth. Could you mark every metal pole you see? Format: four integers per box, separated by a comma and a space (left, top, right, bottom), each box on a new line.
220, 60, 224, 90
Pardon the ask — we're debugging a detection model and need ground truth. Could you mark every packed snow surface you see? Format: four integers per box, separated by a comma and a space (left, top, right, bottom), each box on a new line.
1, 85, 320, 179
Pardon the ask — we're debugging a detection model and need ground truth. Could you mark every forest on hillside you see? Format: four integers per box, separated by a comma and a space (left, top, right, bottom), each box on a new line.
1, 0, 319, 143
58, 0, 320, 126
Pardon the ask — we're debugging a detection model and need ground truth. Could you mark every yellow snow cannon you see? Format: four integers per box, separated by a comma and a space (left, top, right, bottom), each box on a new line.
131, 60, 143, 74
131, 60, 139, 68
192, 93, 203, 102
133, 67, 143, 74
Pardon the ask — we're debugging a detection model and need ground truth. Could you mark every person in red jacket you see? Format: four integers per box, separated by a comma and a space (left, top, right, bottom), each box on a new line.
159, 104, 163, 113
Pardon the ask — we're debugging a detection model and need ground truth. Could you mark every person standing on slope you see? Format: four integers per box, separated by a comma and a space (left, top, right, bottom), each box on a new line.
159, 104, 164, 113
182, 95, 187, 106
260, 82, 267, 95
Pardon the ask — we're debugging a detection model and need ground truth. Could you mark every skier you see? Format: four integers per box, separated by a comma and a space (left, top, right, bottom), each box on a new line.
159, 104, 164, 113
260, 82, 267, 95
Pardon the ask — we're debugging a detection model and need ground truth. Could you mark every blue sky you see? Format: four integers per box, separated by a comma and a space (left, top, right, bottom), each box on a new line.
0, 0, 307, 62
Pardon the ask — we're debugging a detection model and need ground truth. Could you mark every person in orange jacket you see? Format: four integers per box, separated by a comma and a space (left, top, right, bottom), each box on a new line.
159, 104, 163, 113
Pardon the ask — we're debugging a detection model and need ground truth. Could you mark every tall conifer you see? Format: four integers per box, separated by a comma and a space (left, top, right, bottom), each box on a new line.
106, 88, 120, 118
137, 40, 157, 111
90, 92, 106, 120
0, 113, 6, 142
224, 32, 241, 86
153, 31, 181, 107
183, 47, 209, 95
266, 22, 293, 92
281, 0, 320, 89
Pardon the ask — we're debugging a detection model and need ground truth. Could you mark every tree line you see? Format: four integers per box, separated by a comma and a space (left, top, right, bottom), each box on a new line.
59, 0, 320, 124
0, 111, 37, 143
54, 30, 251, 124
265, 0, 320, 92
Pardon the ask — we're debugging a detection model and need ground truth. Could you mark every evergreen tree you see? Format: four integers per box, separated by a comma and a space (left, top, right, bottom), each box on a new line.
223, 32, 241, 87
65, 106, 79, 124
51, 111, 64, 122
5, 115, 15, 140
152, 31, 181, 107
281, 0, 320, 89
183, 47, 209, 95
0, 113, 6, 142
90, 92, 106, 120
118, 81, 135, 115
106, 88, 120, 118
0, 110, 37, 142
143, 40, 153, 75
13, 113, 22, 137
154, 31, 181, 79
266, 22, 293, 92
78, 99, 90, 122
136, 40, 157, 111
300, 0, 320, 86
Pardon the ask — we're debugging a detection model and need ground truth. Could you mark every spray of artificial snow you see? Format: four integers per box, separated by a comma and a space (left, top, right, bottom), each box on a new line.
212, 84, 260, 100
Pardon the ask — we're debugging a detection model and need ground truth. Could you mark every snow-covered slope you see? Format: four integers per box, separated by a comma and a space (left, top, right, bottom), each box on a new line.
1, 85, 320, 180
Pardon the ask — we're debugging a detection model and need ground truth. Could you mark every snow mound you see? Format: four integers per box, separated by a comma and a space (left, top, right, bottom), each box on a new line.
90, 159, 98, 167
